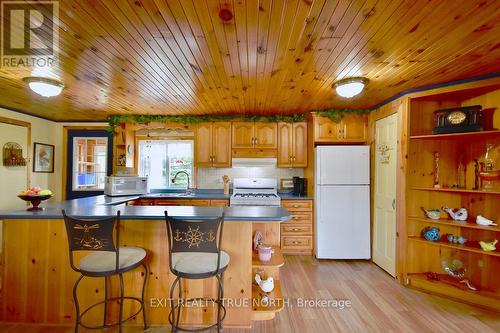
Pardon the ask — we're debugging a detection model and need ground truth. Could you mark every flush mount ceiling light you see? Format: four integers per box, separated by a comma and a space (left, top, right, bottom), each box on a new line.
23, 77, 64, 97
333, 77, 368, 98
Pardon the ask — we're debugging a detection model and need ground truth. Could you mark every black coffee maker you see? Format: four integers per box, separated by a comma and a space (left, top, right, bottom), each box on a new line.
293, 177, 307, 196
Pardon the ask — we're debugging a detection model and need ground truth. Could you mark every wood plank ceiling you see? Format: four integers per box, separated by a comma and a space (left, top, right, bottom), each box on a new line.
0, 0, 499, 121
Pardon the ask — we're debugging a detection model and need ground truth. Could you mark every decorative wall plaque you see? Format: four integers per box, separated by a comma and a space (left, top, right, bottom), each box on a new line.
2, 142, 26, 166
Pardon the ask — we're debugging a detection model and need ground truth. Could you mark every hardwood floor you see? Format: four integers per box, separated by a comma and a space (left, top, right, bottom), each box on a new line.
0, 256, 498, 333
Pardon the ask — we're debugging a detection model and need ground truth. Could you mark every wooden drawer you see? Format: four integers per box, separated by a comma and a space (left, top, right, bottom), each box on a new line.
189, 200, 210, 206
281, 200, 312, 211
281, 223, 312, 236
128, 199, 154, 206
154, 199, 190, 206
153, 199, 210, 206
284, 212, 312, 224
281, 236, 312, 250
210, 200, 229, 207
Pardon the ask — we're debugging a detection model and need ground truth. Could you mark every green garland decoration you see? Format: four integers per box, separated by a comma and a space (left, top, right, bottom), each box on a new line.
107, 109, 371, 132
107, 113, 307, 132
315, 109, 371, 123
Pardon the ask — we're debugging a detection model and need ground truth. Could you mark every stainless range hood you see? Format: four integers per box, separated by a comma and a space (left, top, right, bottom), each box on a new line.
231, 158, 277, 168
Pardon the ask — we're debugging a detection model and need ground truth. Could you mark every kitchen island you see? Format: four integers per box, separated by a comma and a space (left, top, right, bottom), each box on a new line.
0, 196, 290, 328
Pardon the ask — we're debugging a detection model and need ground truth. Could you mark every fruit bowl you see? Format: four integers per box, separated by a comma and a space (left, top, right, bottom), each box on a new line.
17, 194, 53, 211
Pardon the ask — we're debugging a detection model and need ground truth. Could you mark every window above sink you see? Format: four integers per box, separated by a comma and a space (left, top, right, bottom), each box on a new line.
138, 140, 193, 190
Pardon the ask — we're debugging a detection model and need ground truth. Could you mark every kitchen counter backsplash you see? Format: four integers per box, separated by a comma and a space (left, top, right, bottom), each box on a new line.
197, 167, 304, 189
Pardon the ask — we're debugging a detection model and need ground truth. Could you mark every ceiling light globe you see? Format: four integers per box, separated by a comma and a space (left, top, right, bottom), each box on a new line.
334, 78, 368, 98
24, 77, 64, 97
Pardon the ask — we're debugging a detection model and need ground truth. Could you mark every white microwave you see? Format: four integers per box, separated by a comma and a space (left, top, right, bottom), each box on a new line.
104, 176, 149, 196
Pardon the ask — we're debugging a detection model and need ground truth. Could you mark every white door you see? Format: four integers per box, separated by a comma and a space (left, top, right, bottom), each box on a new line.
373, 113, 398, 276
315, 146, 370, 185
316, 185, 370, 259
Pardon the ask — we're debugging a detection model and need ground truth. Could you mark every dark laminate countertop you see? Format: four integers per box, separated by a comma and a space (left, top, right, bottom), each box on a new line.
141, 189, 313, 200
0, 195, 291, 222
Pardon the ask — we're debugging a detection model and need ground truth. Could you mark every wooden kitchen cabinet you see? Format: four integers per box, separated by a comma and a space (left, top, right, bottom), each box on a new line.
340, 114, 367, 142
277, 122, 307, 167
196, 123, 212, 166
232, 122, 277, 149
281, 199, 313, 255
196, 122, 231, 167
232, 122, 255, 148
313, 114, 367, 143
254, 123, 277, 148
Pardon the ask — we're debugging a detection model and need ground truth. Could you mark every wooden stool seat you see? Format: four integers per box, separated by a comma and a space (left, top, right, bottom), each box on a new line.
79, 246, 146, 275
171, 251, 229, 277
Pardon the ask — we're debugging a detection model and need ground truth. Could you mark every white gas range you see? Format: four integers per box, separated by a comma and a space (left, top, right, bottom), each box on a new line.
230, 178, 281, 207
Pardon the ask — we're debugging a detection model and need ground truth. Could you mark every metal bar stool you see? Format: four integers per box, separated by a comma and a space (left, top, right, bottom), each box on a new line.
62, 210, 149, 333
164, 212, 229, 333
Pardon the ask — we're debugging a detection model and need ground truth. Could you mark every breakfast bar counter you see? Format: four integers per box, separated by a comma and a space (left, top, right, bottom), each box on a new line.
0, 196, 290, 328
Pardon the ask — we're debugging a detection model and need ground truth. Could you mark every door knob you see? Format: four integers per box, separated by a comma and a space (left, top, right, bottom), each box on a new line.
392, 198, 396, 210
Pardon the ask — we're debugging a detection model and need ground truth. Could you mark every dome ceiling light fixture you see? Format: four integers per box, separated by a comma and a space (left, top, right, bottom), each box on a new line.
23, 77, 64, 97
333, 77, 368, 98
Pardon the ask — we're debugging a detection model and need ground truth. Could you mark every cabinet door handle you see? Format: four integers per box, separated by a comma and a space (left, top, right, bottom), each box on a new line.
254, 137, 258, 145
293, 216, 300, 220
293, 204, 299, 208
343, 125, 347, 139
292, 228, 300, 231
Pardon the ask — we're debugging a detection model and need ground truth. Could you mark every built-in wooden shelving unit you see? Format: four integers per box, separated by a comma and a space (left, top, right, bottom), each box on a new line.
408, 273, 500, 312
404, 79, 500, 311
409, 187, 499, 195
408, 216, 500, 232
410, 130, 500, 140
408, 237, 500, 257
251, 247, 285, 321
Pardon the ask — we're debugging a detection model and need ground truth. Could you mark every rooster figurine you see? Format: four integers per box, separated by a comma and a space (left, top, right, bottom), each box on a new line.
255, 274, 274, 293
442, 206, 468, 221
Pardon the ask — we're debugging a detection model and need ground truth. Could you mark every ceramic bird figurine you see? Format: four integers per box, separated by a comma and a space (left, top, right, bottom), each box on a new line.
442, 206, 468, 221
255, 274, 274, 293
479, 240, 498, 252
421, 207, 441, 220
476, 215, 498, 226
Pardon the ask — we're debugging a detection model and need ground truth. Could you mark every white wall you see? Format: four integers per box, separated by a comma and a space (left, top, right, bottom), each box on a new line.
197, 166, 304, 189
0, 107, 59, 201
0, 107, 107, 202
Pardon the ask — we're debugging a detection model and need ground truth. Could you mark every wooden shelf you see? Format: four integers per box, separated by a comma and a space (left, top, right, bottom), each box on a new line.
252, 247, 285, 268
408, 237, 500, 257
408, 216, 500, 232
409, 187, 500, 195
410, 130, 500, 140
251, 280, 284, 321
407, 273, 500, 312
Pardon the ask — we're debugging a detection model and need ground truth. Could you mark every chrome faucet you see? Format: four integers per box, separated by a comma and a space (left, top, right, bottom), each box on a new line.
171, 171, 192, 194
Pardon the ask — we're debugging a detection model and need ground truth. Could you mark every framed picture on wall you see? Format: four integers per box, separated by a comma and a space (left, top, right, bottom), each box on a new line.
33, 142, 55, 173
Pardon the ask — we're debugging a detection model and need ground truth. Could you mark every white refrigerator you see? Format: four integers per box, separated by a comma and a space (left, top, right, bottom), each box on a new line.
315, 146, 370, 259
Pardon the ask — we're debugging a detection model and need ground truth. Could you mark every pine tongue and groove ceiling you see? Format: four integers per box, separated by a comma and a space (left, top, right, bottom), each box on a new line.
0, 0, 499, 121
